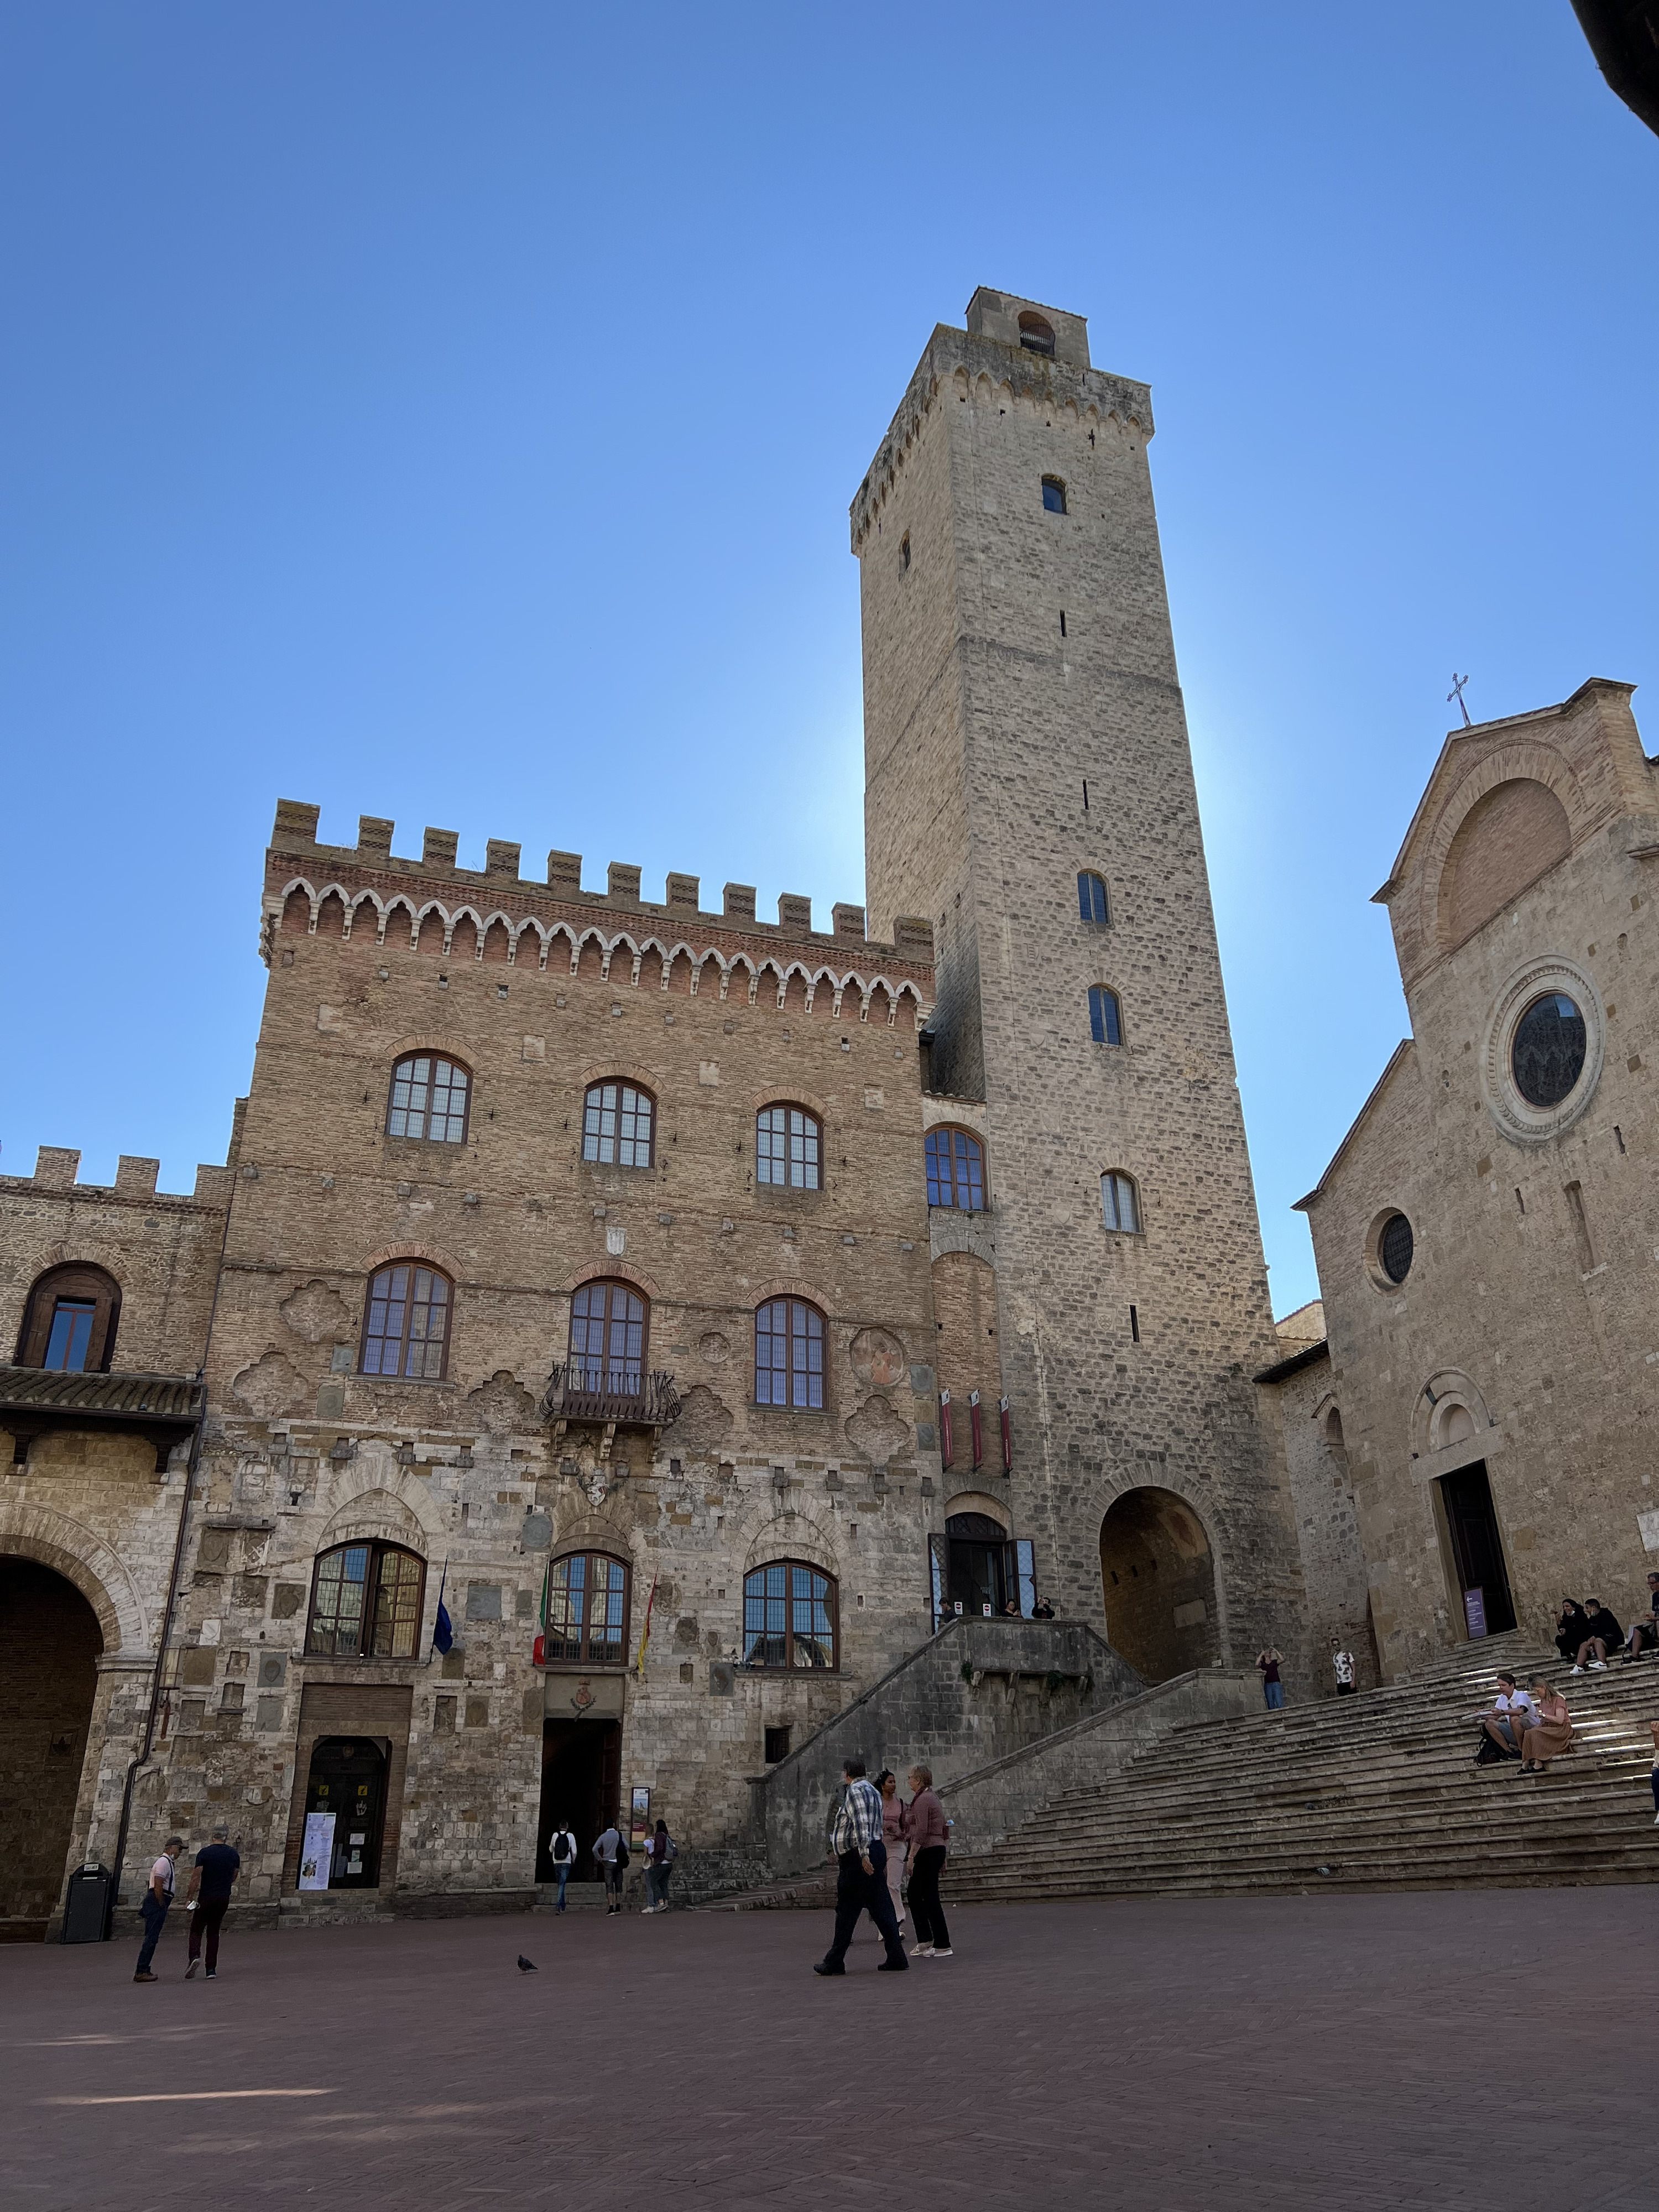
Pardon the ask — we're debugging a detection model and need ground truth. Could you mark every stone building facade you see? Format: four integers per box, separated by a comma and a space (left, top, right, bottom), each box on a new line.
1, 286, 1316, 1933
1291, 679, 1659, 1676
853, 286, 1306, 1687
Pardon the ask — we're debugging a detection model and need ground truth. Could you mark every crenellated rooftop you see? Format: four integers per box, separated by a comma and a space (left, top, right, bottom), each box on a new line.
265, 802, 936, 1006
0, 1146, 233, 1206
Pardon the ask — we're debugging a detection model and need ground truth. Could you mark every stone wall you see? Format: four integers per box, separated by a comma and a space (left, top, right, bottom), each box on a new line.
854, 287, 1308, 1692
1302, 681, 1659, 1676
750, 1614, 1140, 1875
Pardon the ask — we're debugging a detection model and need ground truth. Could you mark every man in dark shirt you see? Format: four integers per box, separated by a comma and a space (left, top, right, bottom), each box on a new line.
184, 1823, 241, 1980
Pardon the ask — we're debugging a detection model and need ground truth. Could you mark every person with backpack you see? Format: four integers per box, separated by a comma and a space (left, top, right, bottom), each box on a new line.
642, 1819, 677, 1912
547, 1820, 577, 1912
592, 1819, 628, 1913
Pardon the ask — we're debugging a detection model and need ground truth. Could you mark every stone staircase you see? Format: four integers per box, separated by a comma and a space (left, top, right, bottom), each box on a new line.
945, 1633, 1659, 1900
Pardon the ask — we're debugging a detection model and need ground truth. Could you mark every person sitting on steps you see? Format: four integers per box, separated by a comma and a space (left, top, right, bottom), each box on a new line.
1621, 1573, 1659, 1664
1572, 1598, 1623, 1672
1554, 1599, 1590, 1664
1479, 1672, 1536, 1761
1517, 1678, 1573, 1772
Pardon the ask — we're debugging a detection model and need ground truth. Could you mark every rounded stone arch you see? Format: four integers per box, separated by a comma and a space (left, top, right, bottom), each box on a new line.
1098, 1480, 1223, 1683
1411, 1368, 1493, 1460
0, 1501, 146, 1654
318, 1483, 435, 1558
1419, 741, 1587, 958
548, 1504, 638, 1562
941, 1486, 1009, 1528
740, 1506, 839, 1583
316, 1448, 448, 1553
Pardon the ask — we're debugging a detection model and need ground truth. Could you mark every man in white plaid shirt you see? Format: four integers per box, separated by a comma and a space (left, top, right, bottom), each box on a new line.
813, 1757, 909, 1975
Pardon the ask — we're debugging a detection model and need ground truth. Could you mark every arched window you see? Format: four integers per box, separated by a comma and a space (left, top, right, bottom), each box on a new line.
386, 1054, 471, 1143
757, 1104, 821, 1190
1018, 311, 1056, 357
15, 1263, 122, 1372
569, 1280, 647, 1397
742, 1561, 838, 1670
582, 1081, 654, 1167
360, 1262, 453, 1379
545, 1552, 630, 1666
1041, 475, 1067, 514
1102, 1172, 1141, 1234
306, 1542, 426, 1658
926, 1126, 987, 1211
755, 1298, 826, 1410
1078, 871, 1109, 925
1088, 986, 1123, 1046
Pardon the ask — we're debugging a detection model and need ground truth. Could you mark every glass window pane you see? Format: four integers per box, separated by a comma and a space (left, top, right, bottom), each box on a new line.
44, 1300, 96, 1371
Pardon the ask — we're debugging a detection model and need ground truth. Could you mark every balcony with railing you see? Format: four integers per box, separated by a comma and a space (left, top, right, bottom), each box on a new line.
540, 1361, 681, 1436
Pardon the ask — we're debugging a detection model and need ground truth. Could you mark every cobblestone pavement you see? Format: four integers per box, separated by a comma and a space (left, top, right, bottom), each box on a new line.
1, 1887, 1652, 2211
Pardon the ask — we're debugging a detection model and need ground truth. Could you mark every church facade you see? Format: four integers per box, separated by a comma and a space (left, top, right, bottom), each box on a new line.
1, 289, 1306, 1936
1285, 680, 1659, 1676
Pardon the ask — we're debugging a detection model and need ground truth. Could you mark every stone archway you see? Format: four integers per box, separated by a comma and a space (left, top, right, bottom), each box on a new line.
0, 1559, 103, 1934
1099, 1487, 1220, 1683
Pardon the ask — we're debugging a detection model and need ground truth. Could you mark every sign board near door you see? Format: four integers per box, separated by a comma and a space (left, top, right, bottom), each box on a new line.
1464, 1587, 1487, 1639
299, 1812, 335, 1890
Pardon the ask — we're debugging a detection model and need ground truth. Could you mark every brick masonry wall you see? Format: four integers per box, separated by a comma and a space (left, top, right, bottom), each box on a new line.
1305, 682, 1659, 1676
854, 295, 1307, 1689
103, 816, 955, 1913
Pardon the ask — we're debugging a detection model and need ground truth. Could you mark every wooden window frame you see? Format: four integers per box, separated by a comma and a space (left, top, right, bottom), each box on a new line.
925, 1124, 987, 1211
1089, 985, 1123, 1047
741, 1559, 839, 1671
567, 1279, 649, 1397
754, 1297, 827, 1411
16, 1264, 122, 1373
359, 1261, 455, 1380
581, 1081, 656, 1169
543, 1551, 632, 1669
305, 1541, 427, 1660
1078, 871, 1109, 926
1102, 1171, 1141, 1234
756, 1103, 822, 1192
385, 1053, 472, 1144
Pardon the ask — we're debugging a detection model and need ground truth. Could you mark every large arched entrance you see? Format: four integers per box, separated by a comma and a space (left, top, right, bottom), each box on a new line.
1099, 1487, 1220, 1682
0, 1560, 103, 1936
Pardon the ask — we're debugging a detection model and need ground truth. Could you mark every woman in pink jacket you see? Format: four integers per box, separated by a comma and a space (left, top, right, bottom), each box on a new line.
904, 1765, 952, 1958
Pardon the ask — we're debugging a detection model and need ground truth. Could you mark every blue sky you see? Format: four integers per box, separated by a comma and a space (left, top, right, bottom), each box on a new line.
1, 3, 1653, 1316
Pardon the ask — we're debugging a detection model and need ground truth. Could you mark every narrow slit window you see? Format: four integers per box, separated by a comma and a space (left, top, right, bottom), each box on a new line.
1129, 1304, 1140, 1343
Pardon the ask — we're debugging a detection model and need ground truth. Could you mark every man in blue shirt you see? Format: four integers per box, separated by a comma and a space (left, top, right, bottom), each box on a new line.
184, 1823, 241, 1980
813, 1759, 907, 1975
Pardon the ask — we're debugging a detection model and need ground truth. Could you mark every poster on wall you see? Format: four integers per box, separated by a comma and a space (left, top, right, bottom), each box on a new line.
299, 1812, 336, 1890
629, 1787, 650, 1846
1464, 1588, 1488, 1640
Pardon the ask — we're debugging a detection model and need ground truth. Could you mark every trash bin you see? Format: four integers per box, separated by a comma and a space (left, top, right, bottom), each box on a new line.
62, 1863, 112, 1944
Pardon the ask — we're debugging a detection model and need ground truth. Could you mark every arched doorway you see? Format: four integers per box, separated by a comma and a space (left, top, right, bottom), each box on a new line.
0, 1560, 103, 1934
1099, 1487, 1220, 1682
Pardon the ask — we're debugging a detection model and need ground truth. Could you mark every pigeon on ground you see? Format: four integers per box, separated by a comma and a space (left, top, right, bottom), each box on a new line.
517, 1954, 538, 1972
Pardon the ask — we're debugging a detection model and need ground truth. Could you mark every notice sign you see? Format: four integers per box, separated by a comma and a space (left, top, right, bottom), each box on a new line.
1464, 1588, 1488, 1640
629, 1786, 650, 1846
299, 1812, 336, 1890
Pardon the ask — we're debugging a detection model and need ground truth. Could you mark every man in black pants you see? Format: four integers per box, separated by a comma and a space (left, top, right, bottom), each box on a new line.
813, 1759, 907, 1976
185, 1823, 241, 1979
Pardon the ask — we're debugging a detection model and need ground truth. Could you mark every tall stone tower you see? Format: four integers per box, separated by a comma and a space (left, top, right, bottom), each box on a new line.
853, 288, 1303, 1679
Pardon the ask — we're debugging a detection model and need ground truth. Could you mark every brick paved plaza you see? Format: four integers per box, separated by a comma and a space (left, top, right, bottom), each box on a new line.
2, 1889, 1650, 2211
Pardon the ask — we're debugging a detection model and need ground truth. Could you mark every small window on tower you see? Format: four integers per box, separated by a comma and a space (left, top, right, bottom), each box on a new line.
1018, 311, 1056, 357
1078, 872, 1109, 926
1041, 476, 1067, 515
1089, 986, 1123, 1047
900, 533, 911, 572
